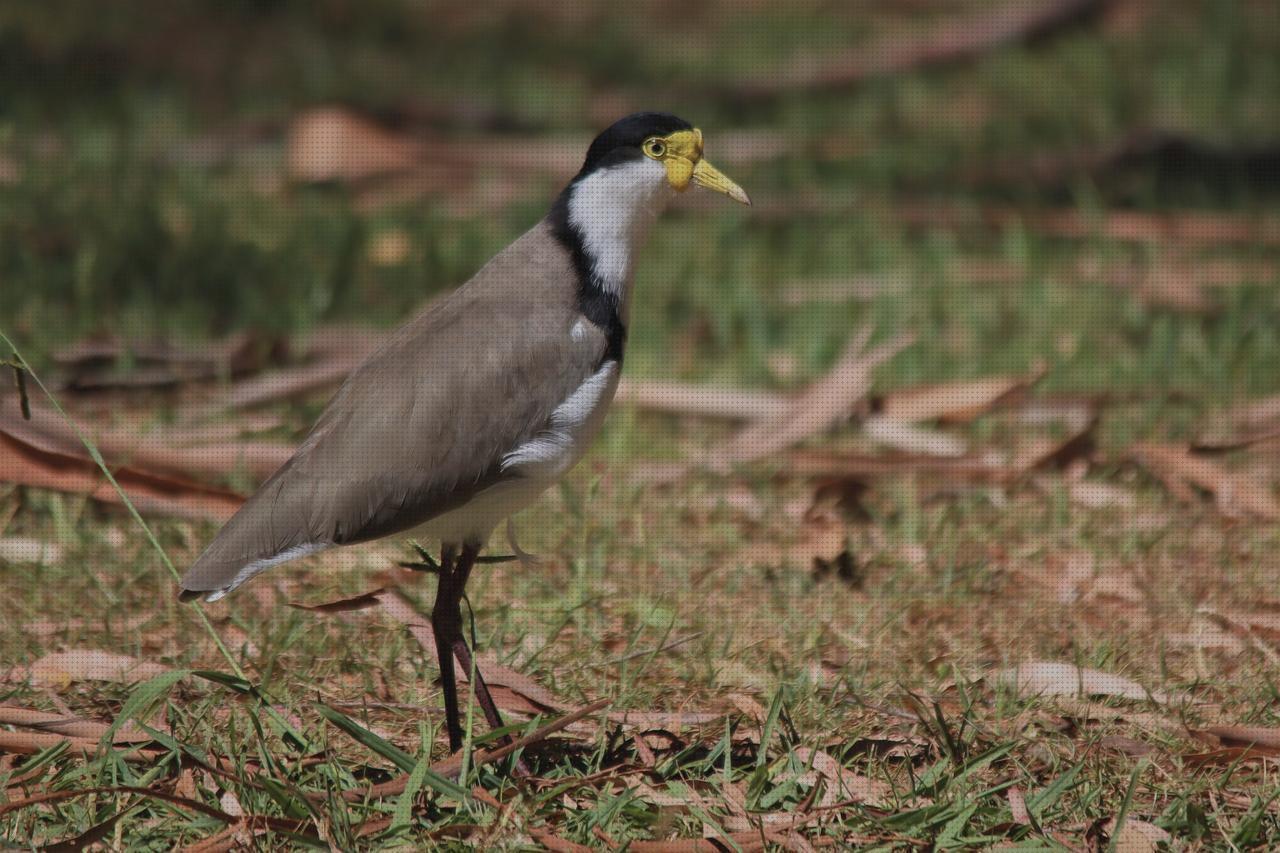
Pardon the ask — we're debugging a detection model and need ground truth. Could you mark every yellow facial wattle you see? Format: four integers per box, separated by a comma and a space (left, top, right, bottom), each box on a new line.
642, 127, 751, 205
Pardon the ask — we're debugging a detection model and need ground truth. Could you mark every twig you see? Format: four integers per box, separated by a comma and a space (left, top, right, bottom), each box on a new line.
713, 330, 914, 469
723, 0, 1105, 101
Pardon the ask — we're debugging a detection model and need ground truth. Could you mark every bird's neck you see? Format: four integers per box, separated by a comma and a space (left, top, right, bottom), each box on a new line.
550, 161, 672, 361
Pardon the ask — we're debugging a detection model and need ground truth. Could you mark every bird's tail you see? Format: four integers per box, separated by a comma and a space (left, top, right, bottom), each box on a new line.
178, 477, 327, 601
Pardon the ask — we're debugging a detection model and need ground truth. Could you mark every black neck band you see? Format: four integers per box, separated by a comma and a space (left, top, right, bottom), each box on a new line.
548, 188, 627, 365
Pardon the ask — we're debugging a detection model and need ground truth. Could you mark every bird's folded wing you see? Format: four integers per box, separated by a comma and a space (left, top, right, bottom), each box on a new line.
181, 221, 606, 596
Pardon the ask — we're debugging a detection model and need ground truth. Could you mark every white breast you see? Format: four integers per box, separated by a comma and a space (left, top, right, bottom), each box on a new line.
417, 360, 621, 546
501, 360, 620, 478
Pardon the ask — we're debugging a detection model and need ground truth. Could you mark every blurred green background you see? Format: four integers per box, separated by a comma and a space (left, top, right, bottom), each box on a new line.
2, 0, 1279, 409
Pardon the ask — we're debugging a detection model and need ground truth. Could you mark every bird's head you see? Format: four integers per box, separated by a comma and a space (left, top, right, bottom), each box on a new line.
573, 112, 751, 207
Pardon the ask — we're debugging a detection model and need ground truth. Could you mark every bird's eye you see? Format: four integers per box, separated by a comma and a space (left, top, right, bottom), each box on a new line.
643, 138, 666, 159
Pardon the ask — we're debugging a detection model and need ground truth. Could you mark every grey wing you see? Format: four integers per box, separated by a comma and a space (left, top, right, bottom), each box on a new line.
180, 278, 604, 599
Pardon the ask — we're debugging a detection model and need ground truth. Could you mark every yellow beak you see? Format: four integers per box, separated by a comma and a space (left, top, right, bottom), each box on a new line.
691, 158, 752, 206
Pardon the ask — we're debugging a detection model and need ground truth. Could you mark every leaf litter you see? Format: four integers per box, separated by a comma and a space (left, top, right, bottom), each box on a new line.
3, 261, 1280, 848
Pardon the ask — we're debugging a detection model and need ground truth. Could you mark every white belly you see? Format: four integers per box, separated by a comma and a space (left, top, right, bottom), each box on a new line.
417, 360, 620, 545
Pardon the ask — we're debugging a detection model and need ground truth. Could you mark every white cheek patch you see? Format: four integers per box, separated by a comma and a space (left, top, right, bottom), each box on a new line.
567, 158, 670, 297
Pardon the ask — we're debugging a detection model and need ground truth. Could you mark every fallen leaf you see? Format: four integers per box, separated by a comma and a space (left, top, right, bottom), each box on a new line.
1068, 479, 1137, 510
0, 426, 243, 522
1131, 442, 1280, 521
1184, 745, 1280, 767
289, 588, 386, 614
1163, 628, 1245, 654
862, 416, 969, 457
1007, 787, 1031, 825
615, 379, 788, 422
604, 710, 724, 730
728, 694, 767, 725
12, 651, 170, 688
0, 536, 62, 565
1048, 698, 1180, 733
1196, 725, 1280, 749
878, 375, 1032, 424
1, 401, 291, 483
794, 747, 892, 806
1102, 817, 1171, 851
54, 331, 269, 391
0, 706, 150, 744
1097, 735, 1155, 757
287, 107, 423, 183
998, 662, 1172, 703
713, 330, 914, 469
219, 790, 244, 818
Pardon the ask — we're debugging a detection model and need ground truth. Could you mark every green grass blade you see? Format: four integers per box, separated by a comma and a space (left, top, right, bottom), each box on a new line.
102, 669, 190, 749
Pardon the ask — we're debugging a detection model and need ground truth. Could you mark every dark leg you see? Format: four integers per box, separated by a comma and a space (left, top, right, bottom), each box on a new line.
431, 543, 465, 751
450, 543, 516, 743
432, 541, 518, 756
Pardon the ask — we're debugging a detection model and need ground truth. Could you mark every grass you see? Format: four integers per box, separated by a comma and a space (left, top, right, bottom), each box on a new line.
3, 0, 1280, 848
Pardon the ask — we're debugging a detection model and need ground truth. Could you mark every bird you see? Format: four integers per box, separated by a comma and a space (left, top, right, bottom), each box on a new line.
179, 112, 751, 754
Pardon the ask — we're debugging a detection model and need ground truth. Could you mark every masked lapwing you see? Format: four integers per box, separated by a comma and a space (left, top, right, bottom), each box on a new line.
180, 112, 750, 753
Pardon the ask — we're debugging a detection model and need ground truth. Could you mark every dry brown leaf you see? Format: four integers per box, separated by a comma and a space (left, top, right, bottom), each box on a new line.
1007, 787, 1031, 825
1, 401, 290, 483
615, 379, 789, 422
289, 588, 386, 614
862, 416, 968, 457
0, 706, 150, 744
1102, 818, 1171, 851
1164, 627, 1245, 654
1047, 698, 1180, 733
998, 662, 1172, 703
0, 425, 243, 522
605, 710, 724, 729
879, 375, 1031, 424
54, 331, 270, 391
1230, 393, 1280, 431
528, 831, 592, 853
787, 447, 1010, 484
0, 536, 62, 565
714, 331, 914, 469
1184, 745, 1280, 767
1197, 725, 1280, 749
13, 651, 171, 688
628, 831, 779, 853
1068, 479, 1137, 510
794, 747, 892, 806
287, 107, 423, 183
188, 327, 385, 419
0, 730, 160, 761
20, 615, 149, 639
1131, 442, 1280, 521
1097, 735, 1155, 757
728, 694, 767, 725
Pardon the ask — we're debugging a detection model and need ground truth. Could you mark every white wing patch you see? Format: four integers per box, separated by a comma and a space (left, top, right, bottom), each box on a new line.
202, 543, 327, 602
502, 361, 619, 477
